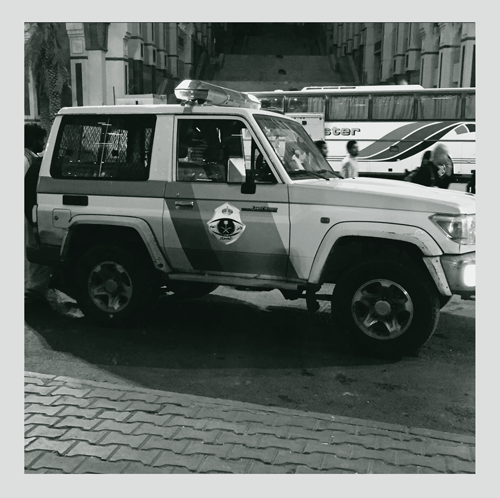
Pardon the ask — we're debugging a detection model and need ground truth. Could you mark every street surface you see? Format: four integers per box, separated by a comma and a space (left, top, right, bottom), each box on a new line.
25, 285, 475, 436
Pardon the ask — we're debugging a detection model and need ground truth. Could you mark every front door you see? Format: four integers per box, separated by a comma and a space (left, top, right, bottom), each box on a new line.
163, 116, 291, 278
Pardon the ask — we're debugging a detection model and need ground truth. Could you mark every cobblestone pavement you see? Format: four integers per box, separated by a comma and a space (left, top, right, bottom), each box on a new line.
24, 371, 475, 474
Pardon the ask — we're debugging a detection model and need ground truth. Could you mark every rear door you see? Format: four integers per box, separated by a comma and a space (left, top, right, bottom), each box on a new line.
163, 116, 292, 278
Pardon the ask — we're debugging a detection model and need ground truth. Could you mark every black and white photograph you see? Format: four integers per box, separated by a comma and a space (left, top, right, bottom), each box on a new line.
19, 14, 484, 485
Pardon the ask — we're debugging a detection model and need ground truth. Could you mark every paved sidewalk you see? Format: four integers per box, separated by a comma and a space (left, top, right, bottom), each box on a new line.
24, 372, 475, 474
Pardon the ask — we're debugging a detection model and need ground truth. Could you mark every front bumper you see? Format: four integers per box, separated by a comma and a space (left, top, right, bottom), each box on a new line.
440, 252, 475, 298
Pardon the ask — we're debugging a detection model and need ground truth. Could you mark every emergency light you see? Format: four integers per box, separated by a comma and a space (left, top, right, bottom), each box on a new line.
175, 80, 261, 110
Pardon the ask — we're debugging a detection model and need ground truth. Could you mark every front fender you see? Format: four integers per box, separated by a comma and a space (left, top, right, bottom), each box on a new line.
308, 221, 443, 285
62, 215, 171, 274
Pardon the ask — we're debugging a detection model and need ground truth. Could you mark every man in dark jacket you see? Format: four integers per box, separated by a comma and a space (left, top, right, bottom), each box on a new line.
25, 123, 51, 304
412, 144, 455, 189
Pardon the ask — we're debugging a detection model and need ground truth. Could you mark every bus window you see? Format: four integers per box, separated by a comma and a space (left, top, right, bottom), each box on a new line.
259, 95, 284, 112
287, 96, 325, 113
371, 95, 414, 120
464, 94, 475, 119
327, 95, 369, 120
417, 94, 462, 120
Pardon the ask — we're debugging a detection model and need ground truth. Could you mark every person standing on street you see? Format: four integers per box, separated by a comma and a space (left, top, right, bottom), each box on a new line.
410, 150, 438, 187
431, 143, 455, 189
25, 123, 52, 304
341, 140, 359, 179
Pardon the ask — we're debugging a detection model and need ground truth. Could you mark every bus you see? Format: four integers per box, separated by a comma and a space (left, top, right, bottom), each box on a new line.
249, 85, 475, 181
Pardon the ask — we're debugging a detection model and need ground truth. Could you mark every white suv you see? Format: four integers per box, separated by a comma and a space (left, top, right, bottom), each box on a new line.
27, 80, 476, 358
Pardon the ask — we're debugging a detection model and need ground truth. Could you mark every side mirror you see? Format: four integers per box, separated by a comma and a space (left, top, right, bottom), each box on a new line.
241, 168, 256, 194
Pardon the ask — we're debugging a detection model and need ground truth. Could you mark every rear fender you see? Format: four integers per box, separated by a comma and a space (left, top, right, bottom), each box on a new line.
62, 215, 171, 274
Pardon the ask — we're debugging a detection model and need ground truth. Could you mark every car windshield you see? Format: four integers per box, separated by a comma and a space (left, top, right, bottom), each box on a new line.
254, 114, 341, 180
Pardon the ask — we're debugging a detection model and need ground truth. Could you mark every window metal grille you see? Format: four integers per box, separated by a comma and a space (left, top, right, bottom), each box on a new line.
51, 115, 156, 181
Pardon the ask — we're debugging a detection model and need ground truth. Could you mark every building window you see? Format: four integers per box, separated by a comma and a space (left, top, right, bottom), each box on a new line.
438, 53, 443, 87
139, 23, 142, 35
141, 43, 144, 58
151, 23, 154, 41
25, 72, 30, 116
124, 65, 128, 94
460, 46, 465, 87
471, 45, 475, 87
153, 50, 156, 63
75, 63, 83, 107
164, 55, 167, 68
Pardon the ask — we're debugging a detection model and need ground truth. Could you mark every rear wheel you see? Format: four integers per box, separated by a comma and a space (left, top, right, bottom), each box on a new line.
74, 245, 156, 326
331, 256, 440, 358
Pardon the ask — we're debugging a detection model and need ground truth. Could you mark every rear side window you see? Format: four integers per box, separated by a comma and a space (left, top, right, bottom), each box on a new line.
51, 114, 156, 180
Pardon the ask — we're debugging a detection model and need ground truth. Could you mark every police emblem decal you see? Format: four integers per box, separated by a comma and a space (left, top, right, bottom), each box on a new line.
207, 203, 245, 245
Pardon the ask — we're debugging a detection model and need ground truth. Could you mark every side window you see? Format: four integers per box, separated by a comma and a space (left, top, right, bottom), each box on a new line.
51, 115, 155, 180
287, 96, 324, 113
176, 119, 277, 184
371, 95, 414, 120
416, 94, 462, 120
327, 95, 369, 120
464, 94, 475, 119
241, 129, 277, 184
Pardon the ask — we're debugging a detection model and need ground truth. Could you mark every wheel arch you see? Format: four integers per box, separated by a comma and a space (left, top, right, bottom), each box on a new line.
308, 221, 443, 287
61, 216, 171, 282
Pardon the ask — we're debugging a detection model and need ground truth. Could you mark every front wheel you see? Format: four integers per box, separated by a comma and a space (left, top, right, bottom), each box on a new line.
74, 245, 156, 326
331, 257, 440, 358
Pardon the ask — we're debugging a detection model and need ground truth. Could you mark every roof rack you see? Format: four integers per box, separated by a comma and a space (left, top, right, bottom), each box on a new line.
175, 80, 261, 109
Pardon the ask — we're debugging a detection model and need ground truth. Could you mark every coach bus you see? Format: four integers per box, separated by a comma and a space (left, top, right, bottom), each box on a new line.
249, 85, 475, 181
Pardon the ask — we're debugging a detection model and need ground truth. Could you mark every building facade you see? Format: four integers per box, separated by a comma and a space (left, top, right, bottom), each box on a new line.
25, 22, 475, 125
25, 22, 218, 123
323, 22, 475, 87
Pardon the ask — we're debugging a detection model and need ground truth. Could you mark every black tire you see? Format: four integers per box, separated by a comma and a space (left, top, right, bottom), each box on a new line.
160, 282, 218, 300
74, 244, 156, 326
331, 256, 440, 358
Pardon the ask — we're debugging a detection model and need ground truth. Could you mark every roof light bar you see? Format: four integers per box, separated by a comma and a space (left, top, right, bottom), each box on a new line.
175, 80, 261, 110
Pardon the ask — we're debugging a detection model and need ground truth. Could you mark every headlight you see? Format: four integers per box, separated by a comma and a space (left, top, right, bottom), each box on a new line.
430, 214, 476, 245
463, 263, 475, 287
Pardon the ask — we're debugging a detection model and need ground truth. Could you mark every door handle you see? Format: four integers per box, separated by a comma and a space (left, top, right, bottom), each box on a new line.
175, 201, 194, 209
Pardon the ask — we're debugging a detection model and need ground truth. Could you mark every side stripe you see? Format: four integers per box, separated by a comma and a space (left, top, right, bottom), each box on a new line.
165, 184, 224, 272
37, 177, 166, 198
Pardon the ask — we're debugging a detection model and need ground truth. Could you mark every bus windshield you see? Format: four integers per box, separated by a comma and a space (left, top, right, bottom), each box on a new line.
255, 114, 341, 180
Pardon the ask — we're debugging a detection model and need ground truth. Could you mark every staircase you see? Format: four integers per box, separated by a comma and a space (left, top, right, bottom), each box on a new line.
209, 23, 342, 92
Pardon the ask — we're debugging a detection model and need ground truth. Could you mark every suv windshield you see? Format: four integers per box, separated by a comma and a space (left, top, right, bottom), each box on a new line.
255, 114, 341, 180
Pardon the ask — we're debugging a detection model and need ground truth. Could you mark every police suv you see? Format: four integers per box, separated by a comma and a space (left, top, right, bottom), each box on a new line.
27, 80, 476, 358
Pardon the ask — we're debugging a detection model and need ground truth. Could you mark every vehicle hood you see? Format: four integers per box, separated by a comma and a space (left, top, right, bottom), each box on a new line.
288, 177, 475, 215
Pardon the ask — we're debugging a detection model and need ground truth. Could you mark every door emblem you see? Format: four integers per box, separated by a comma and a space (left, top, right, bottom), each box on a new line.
207, 203, 246, 245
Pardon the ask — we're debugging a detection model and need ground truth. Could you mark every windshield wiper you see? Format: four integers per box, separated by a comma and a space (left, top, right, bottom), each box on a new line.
290, 169, 330, 181
316, 169, 342, 179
